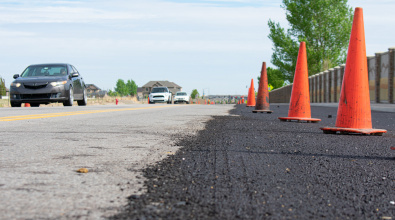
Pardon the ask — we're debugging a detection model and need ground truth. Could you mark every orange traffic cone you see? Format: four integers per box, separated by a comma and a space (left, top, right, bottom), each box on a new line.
24, 103, 30, 107
278, 42, 320, 123
253, 62, 273, 113
246, 79, 256, 107
246, 87, 251, 105
320, 8, 386, 135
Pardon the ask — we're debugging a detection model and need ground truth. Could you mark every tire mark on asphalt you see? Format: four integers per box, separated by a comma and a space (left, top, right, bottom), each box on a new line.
222, 136, 233, 214
212, 136, 218, 217
246, 144, 266, 217
239, 155, 250, 217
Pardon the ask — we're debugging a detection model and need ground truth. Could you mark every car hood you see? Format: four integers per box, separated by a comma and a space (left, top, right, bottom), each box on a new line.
150, 92, 168, 96
14, 76, 68, 84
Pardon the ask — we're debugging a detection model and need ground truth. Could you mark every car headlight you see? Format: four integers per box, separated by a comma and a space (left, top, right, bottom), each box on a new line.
50, 81, 67, 87
11, 82, 21, 87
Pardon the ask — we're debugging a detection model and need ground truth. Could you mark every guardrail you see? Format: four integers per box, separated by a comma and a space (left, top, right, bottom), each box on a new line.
269, 47, 395, 104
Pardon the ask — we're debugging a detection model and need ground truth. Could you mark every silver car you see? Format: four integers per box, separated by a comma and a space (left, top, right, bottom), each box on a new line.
174, 91, 190, 104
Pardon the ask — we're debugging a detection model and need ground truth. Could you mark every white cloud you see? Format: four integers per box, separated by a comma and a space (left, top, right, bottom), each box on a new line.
1, 0, 394, 95
0, 0, 282, 52
348, 0, 395, 55
0, 29, 35, 37
0, 6, 157, 24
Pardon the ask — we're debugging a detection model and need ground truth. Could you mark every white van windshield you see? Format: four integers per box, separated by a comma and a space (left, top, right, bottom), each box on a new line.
151, 88, 167, 93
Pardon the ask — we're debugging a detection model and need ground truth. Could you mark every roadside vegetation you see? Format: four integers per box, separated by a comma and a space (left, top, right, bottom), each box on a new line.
0, 76, 6, 96
0, 76, 8, 107
191, 89, 199, 99
0, 99, 9, 107
266, 0, 353, 84
108, 79, 138, 97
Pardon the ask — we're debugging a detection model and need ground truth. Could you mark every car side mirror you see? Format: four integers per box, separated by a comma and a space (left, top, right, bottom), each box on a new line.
72, 73, 79, 78
13, 74, 19, 79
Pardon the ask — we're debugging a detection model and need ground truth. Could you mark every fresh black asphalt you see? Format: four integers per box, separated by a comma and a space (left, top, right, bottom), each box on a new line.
111, 104, 395, 219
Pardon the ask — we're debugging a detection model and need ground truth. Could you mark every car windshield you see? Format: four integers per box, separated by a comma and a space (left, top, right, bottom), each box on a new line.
21, 65, 68, 77
176, 92, 187, 96
151, 88, 166, 93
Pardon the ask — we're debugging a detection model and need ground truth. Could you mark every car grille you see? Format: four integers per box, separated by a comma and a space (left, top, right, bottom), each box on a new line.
153, 95, 164, 98
24, 83, 48, 89
20, 94, 52, 99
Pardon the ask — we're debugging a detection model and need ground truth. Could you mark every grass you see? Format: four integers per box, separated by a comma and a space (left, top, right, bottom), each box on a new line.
0, 99, 9, 107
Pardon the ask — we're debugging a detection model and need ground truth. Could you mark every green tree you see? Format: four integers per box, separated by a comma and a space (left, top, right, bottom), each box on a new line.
257, 67, 286, 90
107, 89, 118, 97
114, 79, 128, 96
267, 67, 286, 89
0, 77, 5, 96
191, 89, 199, 99
126, 79, 138, 96
268, 0, 353, 82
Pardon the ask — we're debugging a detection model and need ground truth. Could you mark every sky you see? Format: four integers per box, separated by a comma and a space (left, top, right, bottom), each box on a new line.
0, 0, 394, 96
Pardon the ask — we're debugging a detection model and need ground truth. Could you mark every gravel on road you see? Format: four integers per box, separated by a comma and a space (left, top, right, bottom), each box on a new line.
111, 104, 395, 219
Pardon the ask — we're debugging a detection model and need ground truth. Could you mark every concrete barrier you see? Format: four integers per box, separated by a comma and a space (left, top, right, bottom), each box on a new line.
269, 47, 395, 104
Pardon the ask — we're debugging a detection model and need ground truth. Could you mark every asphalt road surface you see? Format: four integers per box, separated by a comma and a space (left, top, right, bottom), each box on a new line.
111, 104, 395, 220
0, 104, 233, 219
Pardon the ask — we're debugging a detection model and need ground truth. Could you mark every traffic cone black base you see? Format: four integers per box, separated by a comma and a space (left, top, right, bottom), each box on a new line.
278, 117, 320, 123
321, 127, 387, 136
252, 110, 273, 114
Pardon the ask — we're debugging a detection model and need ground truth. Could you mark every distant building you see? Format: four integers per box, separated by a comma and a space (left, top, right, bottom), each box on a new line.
137, 87, 143, 100
86, 84, 106, 98
86, 84, 101, 94
141, 81, 182, 97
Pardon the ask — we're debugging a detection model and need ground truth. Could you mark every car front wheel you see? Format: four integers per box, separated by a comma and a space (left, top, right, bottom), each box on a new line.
63, 87, 74, 107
